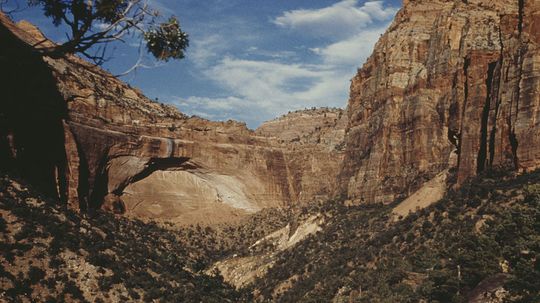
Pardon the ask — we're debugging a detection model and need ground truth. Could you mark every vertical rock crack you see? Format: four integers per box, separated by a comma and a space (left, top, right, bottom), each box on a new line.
477, 61, 498, 173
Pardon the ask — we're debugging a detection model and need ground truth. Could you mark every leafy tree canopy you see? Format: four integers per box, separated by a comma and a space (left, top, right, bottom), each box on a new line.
4, 0, 189, 64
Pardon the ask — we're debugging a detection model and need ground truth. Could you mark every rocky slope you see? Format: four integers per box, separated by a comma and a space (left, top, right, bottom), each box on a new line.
0, 175, 243, 302
339, 0, 540, 204
209, 213, 324, 289
244, 169, 540, 303
0, 13, 345, 224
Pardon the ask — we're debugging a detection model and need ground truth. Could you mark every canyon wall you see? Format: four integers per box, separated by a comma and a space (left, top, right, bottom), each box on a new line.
339, 0, 540, 204
256, 108, 347, 204
5, 0, 539, 218
0, 14, 344, 224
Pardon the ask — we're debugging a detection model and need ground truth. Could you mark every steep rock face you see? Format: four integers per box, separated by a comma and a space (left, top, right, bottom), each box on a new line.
256, 108, 347, 203
340, 0, 540, 204
0, 14, 342, 224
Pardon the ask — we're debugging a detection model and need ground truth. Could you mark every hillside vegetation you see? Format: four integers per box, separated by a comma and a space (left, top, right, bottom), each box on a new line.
247, 170, 540, 302
2, 169, 540, 302
0, 174, 254, 302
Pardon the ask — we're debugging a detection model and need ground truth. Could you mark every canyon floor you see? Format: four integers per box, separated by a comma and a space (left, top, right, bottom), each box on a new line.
2, 169, 540, 302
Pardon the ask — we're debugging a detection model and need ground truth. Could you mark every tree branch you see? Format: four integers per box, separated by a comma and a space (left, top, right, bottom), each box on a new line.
17, 0, 188, 67
114, 41, 164, 77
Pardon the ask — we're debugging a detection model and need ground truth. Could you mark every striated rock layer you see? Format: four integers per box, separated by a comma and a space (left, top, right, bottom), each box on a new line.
0, 14, 345, 224
339, 0, 540, 204
256, 108, 347, 204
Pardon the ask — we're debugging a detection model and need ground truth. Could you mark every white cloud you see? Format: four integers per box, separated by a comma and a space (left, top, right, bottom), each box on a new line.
170, 56, 350, 127
189, 34, 228, 65
273, 0, 397, 38
179, 96, 243, 111
311, 25, 388, 66
188, 18, 265, 67
176, 1, 398, 128
179, 57, 350, 126
245, 47, 298, 60
208, 58, 323, 100
193, 27, 392, 125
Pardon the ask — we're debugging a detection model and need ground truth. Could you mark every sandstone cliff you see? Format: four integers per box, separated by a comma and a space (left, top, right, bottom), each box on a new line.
256, 108, 347, 204
0, 13, 344, 224
340, 0, 540, 204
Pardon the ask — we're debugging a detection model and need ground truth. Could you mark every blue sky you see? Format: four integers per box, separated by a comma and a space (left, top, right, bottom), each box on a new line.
8, 0, 401, 128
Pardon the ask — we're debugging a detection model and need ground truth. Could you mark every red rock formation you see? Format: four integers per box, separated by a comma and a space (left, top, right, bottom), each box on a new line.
256, 108, 347, 204
0, 13, 344, 224
7, 0, 538, 217
339, 0, 540, 204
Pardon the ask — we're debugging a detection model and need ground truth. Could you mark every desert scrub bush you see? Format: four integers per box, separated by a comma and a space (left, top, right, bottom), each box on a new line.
28, 266, 46, 284
0, 215, 7, 232
247, 171, 540, 302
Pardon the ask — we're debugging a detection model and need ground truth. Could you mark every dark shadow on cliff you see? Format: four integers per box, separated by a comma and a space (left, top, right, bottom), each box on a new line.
0, 21, 68, 203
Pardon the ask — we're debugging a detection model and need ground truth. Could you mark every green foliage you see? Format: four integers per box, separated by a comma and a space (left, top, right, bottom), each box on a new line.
28, 266, 45, 284
3, 169, 540, 302
28, 0, 128, 26
0, 174, 242, 302
23, 0, 189, 64
248, 171, 540, 302
0, 215, 7, 232
145, 17, 189, 61
501, 185, 540, 302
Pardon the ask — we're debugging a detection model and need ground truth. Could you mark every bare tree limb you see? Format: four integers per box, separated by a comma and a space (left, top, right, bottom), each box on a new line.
5, 0, 188, 69
114, 41, 163, 77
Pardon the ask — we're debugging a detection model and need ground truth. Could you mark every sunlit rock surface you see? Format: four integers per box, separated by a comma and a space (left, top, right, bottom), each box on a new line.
0, 13, 345, 224
339, 0, 540, 204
